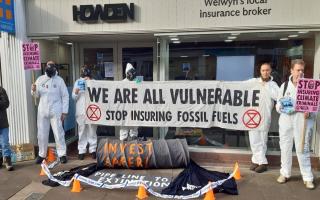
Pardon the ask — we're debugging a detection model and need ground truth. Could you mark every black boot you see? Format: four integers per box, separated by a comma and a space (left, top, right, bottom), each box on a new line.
35, 156, 45, 164
0, 157, 3, 168
4, 156, 13, 171
60, 156, 67, 164
78, 154, 85, 160
91, 152, 96, 159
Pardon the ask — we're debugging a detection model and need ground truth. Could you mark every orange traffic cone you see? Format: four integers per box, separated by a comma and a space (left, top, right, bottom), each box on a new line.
136, 185, 148, 199
71, 179, 83, 193
233, 162, 241, 180
199, 134, 207, 145
46, 147, 56, 163
203, 187, 215, 200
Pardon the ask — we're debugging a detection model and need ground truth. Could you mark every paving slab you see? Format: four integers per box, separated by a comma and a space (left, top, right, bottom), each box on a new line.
0, 160, 319, 200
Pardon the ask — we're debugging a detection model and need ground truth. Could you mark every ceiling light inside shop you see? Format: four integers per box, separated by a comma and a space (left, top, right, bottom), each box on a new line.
280, 38, 288, 41
180, 55, 188, 58
228, 36, 237, 39
202, 54, 210, 57
224, 39, 233, 43
66, 42, 73, 45
170, 38, 179, 41
288, 34, 298, 38
298, 31, 309, 34
231, 33, 240, 36
173, 41, 181, 44
169, 35, 178, 38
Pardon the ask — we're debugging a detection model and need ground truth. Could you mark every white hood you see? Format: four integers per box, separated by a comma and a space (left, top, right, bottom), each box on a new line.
125, 63, 134, 73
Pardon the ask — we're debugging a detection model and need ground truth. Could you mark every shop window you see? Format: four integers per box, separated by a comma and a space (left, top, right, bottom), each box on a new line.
122, 47, 153, 81
84, 48, 114, 80
167, 39, 315, 151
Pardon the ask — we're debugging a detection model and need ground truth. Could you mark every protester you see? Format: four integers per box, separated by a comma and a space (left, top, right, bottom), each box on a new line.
0, 86, 13, 171
72, 66, 97, 160
119, 63, 138, 141
276, 59, 315, 189
31, 61, 69, 164
248, 62, 279, 173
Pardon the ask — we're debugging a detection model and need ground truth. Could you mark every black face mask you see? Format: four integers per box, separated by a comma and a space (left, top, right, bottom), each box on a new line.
45, 64, 56, 78
126, 68, 136, 81
81, 68, 92, 78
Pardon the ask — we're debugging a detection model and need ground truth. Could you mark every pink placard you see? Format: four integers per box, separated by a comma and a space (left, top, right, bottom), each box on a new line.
295, 78, 320, 113
22, 42, 41, 70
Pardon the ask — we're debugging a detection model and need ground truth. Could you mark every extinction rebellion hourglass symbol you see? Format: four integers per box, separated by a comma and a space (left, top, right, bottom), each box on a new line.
86, 104, 101, 121
242, 109, 261, 129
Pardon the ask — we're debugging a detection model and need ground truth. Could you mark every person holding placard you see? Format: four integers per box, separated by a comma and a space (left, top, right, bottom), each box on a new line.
119, 63, 139, 141
248, 62, 279, 173
72, 66, 97, 160
276, 59, 315, 189
31, 61, 69, 164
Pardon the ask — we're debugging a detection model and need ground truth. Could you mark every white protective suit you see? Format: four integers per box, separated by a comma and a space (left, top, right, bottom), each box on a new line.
119, 63, 138, 140
248, 77, 279, 165
72, 78, 97, 154
31, 73, 69, 158
276, 76, 314, 182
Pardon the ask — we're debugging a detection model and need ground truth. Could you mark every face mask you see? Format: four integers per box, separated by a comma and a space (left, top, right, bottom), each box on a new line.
126, 68, 136, 81
81, 68, 92, 78
45, 64, 56, 78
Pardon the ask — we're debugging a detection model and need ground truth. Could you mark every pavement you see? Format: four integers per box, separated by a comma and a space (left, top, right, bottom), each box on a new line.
0, 158, 320, 200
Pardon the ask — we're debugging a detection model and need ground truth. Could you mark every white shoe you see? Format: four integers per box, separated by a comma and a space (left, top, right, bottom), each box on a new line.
304, 181, 315, 190
277, 175, 288, 184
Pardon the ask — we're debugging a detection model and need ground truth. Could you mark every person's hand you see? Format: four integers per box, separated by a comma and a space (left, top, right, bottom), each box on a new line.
31, 84, 36, 92
61, 113, 67, 122
304, 112, 310, 119
75, 88, 80, 95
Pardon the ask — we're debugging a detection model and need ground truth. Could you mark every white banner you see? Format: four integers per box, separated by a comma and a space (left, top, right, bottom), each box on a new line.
85, 80, 270, 131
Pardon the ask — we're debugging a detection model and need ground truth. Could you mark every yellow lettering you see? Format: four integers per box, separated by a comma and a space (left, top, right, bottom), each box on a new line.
108, 143, 117, 154
136, 156, 143, 168
138, 144, 144, 154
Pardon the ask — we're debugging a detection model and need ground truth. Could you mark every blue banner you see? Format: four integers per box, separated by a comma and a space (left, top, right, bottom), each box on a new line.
0, 0, 15, 33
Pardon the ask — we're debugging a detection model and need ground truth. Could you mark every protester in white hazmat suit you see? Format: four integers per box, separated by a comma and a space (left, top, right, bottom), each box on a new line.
72, 66, 97, 160
31, 61, 69, 164
120, 63, 138, 141
247, 62, 279, 173
276, 59, 315, 189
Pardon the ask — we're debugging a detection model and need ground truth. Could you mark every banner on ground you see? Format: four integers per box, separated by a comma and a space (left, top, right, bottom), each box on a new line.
295, 78, 320, 113
85, 80, 271, 131
22, 42, 41, 70
90, 170, 171, 192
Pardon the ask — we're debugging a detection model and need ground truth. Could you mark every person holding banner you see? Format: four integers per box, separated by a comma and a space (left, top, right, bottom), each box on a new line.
248, 62, 279, 173
0, 86, 14, 171
31, 61, 69, 164
119, 63, 139, 141
276, 59, 315, 189
72, 66, 97, 160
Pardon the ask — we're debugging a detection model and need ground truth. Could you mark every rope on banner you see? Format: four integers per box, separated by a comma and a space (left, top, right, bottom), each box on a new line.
41, 161, 239, 199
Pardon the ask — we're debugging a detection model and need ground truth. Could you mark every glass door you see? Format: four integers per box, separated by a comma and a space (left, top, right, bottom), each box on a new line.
119, 45, 156, 139
83, 47, 116, 137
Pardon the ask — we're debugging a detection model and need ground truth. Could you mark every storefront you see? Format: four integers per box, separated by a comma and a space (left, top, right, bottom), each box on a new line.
20, 0, 320, 165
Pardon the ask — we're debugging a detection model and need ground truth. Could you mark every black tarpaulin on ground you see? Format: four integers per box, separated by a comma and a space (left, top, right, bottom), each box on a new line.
42, 163, 98, 187
161, 160, 238, 195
